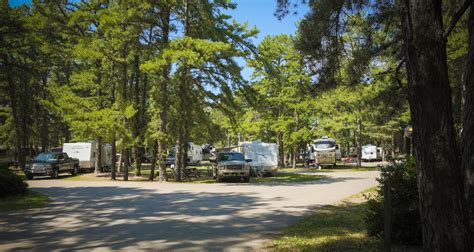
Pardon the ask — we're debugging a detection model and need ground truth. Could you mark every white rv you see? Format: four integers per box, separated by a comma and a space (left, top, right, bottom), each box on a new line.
361, 144, 383, 161
187, 142, 202, 165
234, 141, 278, 175
101, 144, 113, 169
308, 136, 337, 167
63, 142, 97, 171
63, 142, 112, 171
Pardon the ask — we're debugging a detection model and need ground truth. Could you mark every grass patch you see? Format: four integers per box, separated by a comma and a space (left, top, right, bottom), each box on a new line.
267, 188, 421, 252
269, 201, 380, 251
0, 191, 49, 212
268, 188, 377, 251
253, 172, 323, 183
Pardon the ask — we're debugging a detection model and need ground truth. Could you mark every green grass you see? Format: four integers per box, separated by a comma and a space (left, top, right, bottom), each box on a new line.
268, 188, 379, 251
0, 191, 49, 212
252, 172, 323, 183
268, 187, 421, 252
269, 202, 380, 251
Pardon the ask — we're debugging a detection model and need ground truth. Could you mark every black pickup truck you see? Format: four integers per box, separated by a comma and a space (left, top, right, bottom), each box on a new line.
24, 152, 80, 179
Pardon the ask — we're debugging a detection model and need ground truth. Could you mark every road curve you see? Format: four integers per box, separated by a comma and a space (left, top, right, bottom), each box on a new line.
0, 171, 379, 251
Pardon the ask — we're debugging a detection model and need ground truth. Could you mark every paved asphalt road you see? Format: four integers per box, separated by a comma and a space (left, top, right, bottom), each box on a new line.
0, 171, 379, 251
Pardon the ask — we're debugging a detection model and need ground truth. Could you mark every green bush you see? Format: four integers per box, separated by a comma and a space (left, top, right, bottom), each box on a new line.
365, 157, 421, 245
0, 165, 29, 198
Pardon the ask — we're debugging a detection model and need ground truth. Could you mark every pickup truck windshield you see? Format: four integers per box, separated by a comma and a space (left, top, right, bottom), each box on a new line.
218, 153, 245, 161
315, 141, 335, 149
34, 153, 57, 161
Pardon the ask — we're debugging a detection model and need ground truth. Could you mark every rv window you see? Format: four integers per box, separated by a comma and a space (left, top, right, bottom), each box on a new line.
315, 141, 335, 148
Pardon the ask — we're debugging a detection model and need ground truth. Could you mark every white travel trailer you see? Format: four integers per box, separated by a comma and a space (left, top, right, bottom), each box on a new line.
361, 144, 383, 161
234, 140, 278, 175
63, 142, 112, 171
101, 144, 113, 170
63, 142, 97, 171
187, 142, 203, 165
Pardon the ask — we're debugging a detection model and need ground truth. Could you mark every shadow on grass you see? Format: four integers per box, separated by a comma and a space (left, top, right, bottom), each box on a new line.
269, 202, 381, 251
0, 191, 49, 212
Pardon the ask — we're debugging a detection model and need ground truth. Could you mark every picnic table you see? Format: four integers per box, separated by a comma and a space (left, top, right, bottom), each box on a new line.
170, 165, 201, 181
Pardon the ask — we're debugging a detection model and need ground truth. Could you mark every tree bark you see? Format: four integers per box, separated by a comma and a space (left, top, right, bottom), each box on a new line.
357, 118, 362, 168
123, 148, 129, 181
277, 131, 284, 168
149, 140, 158, 181
111, 138, 116, 180
462, 1, 474, 238
158, 6, 171, 182
401, 1, 470, 250
95, 137, 102, 174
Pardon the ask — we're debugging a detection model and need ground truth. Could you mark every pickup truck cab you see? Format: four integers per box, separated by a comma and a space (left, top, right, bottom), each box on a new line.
24, 152, 80, 179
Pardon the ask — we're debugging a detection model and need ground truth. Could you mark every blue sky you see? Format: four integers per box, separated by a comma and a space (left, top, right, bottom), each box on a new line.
9, 0, 309, 80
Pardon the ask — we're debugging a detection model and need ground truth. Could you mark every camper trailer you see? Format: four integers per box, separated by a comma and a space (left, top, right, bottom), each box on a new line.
63, 142, 112, 171
63, 142, 97, 171
308, 136, 337, 168
187, 142, 202, 165
101, 144, 113, 170
166, 142, 203, 166
233, 141, 278, 176
361, 145, 383, 161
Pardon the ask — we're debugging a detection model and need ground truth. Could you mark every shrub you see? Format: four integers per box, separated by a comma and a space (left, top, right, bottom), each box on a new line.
0, 165, 28, 198
365, 157, 422, 245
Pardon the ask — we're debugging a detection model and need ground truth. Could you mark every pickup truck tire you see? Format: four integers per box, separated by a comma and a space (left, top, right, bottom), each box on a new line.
71, 165, 78, 176
52, 167, 59, 179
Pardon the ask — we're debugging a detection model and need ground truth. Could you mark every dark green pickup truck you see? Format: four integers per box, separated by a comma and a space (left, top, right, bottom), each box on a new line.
24, 152, 80, 179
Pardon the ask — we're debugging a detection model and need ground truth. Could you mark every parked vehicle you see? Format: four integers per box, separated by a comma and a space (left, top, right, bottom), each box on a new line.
166, 142, 203, 166
63, 142, 96, 172
233, 141, 278, 176
362, 145, 383, 161
308, 136, 337, 168
63, 142, 112, 172
211, 152, 251, 182
24, 152, 79, 179
187, 142, 202, 165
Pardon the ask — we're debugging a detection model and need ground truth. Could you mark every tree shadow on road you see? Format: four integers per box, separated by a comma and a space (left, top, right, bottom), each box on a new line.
0, 186, 314, 251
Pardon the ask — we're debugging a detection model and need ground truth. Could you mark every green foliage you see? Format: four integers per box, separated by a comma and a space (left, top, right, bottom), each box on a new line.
365, 158, 421, 245
0, 166, 28, 198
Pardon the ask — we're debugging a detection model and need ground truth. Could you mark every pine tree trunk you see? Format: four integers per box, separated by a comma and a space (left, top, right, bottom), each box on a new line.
158, 6, 171, 183
277, 131, 284, 168
95, 137, 102, 174
462, 1, 474, 236
357, 118, 362, 168
6, 67, 25, 169
401, 1, 470, 250
175, 139, 182, 182
111, 138, 116, 180
292, 146, 296, 169
149, 140, 158, 181
123, 148, 129, 181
